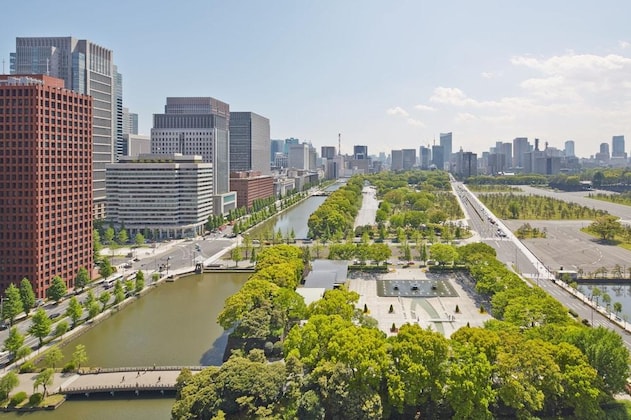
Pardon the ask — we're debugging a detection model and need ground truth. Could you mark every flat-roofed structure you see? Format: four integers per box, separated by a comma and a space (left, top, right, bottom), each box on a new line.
106, 154, 213, 239
0, 75, 93, 297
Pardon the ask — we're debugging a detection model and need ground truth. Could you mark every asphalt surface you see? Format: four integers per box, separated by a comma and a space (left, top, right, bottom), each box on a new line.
455, 181, 631, 351
354, 186, 379, 227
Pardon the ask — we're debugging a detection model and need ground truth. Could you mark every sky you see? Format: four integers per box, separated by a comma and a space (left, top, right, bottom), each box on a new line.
2, 0, 631, 159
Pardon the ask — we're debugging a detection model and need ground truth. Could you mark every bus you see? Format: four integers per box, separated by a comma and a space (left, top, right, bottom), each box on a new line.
104, 273, 124, 289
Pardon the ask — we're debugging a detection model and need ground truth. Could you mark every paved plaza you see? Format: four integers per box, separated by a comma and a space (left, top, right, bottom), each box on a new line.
349, 268, 492, 338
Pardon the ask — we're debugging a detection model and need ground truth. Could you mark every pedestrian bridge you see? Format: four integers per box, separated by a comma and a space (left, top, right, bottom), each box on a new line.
57, 366, 204, 397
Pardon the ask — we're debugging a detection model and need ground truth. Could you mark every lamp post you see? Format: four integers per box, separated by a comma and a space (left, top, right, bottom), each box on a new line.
166, 256, 171, 276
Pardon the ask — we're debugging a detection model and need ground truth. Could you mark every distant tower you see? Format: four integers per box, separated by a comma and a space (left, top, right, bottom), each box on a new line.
338, 133, 341, 157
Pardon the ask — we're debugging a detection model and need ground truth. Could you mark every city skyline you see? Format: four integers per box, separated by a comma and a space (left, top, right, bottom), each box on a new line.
2, 1, 631, 158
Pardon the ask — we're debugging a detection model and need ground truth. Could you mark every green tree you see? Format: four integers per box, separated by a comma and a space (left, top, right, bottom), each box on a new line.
104, 227, 115, 244
0, 371, 19, 401
93, 229, 102, 256
124, 278, 134, 294
2, 283, 23, 325
83, 290, 96, 310
19, 278, 35, 316
75, 266, 90, 291
114, 280, 125, 304
33, 368, 54, 397
429, 243, 458, 266
116, 228, 128, 245
369, 243, 392, 265
588, 214, 622, 241
71, 344, 88, 371
99, 258, 113, 279
46, 276, 67, 303
3, 327, 25, 360
44, 346, 63, 370
231, 246, 242, 267
29, 308, 52, 348
135, 271, 145, 294
99, 291, 111, 311
134, 232, 145, 247
445, 344, 495, 420
65, 296, 83, 328
87, 301, 100, 320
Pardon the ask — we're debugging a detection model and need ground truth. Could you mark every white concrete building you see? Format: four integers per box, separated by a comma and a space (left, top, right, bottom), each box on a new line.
106, 154, 213, 239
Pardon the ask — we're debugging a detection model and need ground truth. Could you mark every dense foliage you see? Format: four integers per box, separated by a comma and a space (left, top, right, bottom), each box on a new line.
308, 177, 363, 240
174, 242, 628, 419
465, 174, 548, 185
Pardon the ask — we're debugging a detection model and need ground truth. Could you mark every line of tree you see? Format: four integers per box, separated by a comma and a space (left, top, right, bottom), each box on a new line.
327, 243, 392, 265
465, 174, 548, 185
477, 192, 608, 220
308, 177, 363, 240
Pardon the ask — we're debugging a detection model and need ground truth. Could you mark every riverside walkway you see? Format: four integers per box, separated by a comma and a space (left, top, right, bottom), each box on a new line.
12, 366, 204, 397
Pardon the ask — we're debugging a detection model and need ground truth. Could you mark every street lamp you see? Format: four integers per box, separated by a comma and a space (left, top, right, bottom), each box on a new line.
166, 256, 171, 276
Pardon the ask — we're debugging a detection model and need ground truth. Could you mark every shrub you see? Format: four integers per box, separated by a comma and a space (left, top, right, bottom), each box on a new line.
62, 362, 76, 373
390, 322, 397, 332
272, 341, 283, 357
29, 393, 43, 406
264, 341, 274, 356
389, 304, 394, 314
19, 361, 35, 373
455, 304, 460, 313
9, 391, 27, 407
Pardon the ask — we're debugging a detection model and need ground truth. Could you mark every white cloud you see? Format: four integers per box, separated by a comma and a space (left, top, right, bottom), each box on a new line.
406, 118, 425, 127
481, 71, 501, 79
619, 41, 630, 49
386, 106, 409, 117
414, 104, 435, 112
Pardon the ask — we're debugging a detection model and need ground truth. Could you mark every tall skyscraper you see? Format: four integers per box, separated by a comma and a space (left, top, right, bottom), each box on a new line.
402, 149, 417, 169
353, 145, 368, 160
288, 143, 309, 170
419, 146, 431, 169
612, 135, 626, 158
270, 139, 285, 163
122, 107, 138, 135
151, 97, 235, 214
11, 36, 118, 219
391, 150, 404, 171
432, 145, 444, 169
512, 137, 530, 168
439, 132, 453, 170
0, 75, 93, 297
229, 112, 270, 174
321, 146, 336, 160
564, 140, 575, 157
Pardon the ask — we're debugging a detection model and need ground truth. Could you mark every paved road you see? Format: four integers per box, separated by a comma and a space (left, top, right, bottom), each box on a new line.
354, 186, 379, 227
455, 181, 631, 351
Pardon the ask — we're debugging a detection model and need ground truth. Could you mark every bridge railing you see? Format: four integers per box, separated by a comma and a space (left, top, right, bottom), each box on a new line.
61, 383, 174, 395
79, 365, 204, 374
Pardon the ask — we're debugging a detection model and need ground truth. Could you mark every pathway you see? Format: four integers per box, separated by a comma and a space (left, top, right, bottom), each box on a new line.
354, 186, 379, 227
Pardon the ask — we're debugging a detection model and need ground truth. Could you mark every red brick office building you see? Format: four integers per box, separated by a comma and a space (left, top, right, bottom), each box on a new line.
229, 171, 274, 209
0, 75, 93, 298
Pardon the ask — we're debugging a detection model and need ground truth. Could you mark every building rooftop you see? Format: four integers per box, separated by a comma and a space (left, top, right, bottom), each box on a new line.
303, 259, 348, 289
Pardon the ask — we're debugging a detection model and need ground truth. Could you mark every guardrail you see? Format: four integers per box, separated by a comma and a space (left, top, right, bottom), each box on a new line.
61, 383, 175, 395
80, 365, 204, 374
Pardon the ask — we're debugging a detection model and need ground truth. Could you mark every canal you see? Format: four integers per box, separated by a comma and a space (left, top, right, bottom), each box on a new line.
250, 181, 344, 239
1, 272, 249, 419
2, 182, 346, 418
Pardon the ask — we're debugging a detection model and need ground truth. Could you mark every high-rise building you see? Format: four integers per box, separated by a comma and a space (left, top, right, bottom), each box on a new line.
229, 112, 270, 174
402, 149, 417, 170
288, 143, 310, 170
122, 107, 138, 135
11, 36, 118, 219
439, 132, 453, 170
353, 145, 368, 160
564, 140, 575, 157
612, 135, 626, 158
0, 75, 93, 297
432, 145, 444, 169
419, 146, 431, 169
321, 146, 336, 160
107, 154, 213, 239
512, 137, 530, 168
284, 138, 300, 153
391, 150, 404, 171
230, 171, 274, 209
151, 97, 235, 215
270, 139, 285, 164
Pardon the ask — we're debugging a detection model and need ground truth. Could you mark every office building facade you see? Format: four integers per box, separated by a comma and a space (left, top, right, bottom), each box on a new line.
353, 145, 368, 160
612, 135, 626, 158
106, 154, 213, 239
289, 143, 309, 170
439, 132, 452, 170
229, 171, 274, 209
0, 75, 93, 297
12, 36, 118, 219
151, 97, 235, 214
564, 140, 575, 157
321, 146, 336, 160
229, 112, 270, 174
